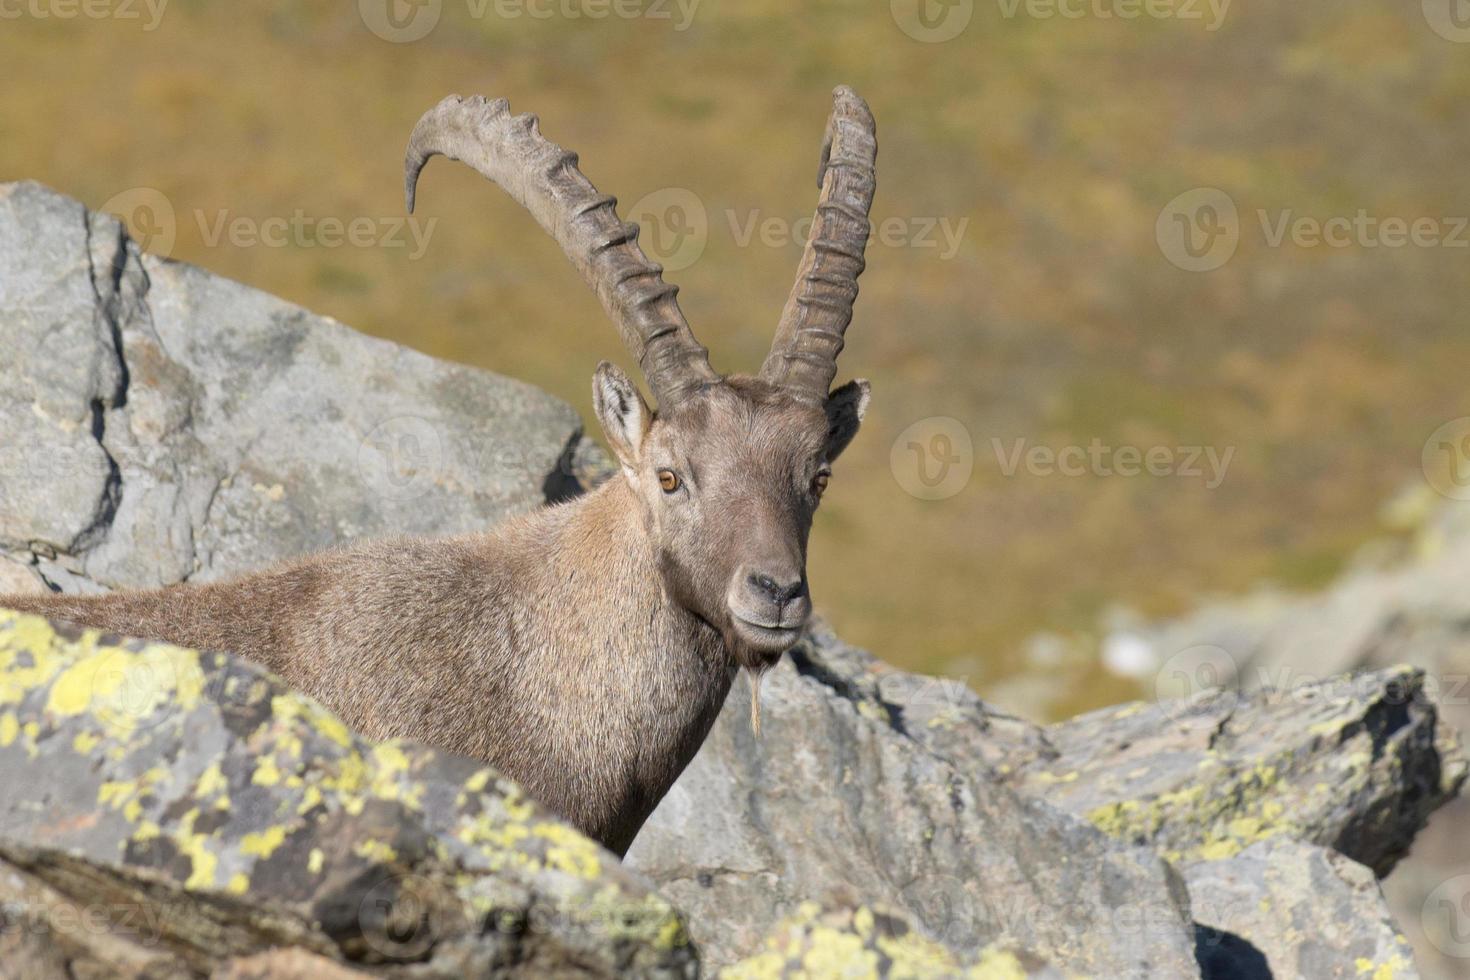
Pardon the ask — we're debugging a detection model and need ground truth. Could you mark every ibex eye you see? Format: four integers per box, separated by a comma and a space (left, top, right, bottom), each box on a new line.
658, 470, 681, 494
812, 471, 831, 498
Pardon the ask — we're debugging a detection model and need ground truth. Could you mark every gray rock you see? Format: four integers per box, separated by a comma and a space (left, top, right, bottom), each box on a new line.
0, 180, 597, 596
0, 608, 695, 978
630, 625, 1464, 975
627, 624, 1202, 977
1004, 665, 1465, 878
1110, 494, 1470, 978
1189, 839, 1417, 980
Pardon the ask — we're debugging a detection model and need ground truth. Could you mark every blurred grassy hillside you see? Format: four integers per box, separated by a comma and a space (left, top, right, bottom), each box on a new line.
5, 0, 1469, 717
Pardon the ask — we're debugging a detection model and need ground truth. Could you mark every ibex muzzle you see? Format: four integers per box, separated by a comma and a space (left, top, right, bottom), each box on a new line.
4, 87, 877, 854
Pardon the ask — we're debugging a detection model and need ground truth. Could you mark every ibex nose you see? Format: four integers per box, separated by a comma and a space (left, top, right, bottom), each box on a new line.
748, 572, 806, 606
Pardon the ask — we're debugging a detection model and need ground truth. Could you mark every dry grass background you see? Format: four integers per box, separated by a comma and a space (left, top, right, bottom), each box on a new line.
5, 0, 1469, 717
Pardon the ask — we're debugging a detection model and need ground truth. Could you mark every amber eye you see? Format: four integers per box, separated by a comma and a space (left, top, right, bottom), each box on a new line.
812, 471, 831, 498
658, 470, 681, 494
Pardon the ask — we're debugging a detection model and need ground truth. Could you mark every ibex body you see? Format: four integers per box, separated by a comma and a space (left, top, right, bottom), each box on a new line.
1, 88, 877, 856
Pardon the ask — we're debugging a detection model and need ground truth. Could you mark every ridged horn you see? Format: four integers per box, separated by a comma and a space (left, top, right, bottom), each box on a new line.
405, 94, 719, 408
759, 86, 877, 403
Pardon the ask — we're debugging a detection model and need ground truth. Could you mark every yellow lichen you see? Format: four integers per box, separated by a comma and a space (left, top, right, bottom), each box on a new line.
1085, 756, 1299, 865
178, 810, 218, 890
353, 838, 398, 863
240, 825, 289, 859
532, 822, 603, 879
71, 730, 100, 753
252, 756, 281, 787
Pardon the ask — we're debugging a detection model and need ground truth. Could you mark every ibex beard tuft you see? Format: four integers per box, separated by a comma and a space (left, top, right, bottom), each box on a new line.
1, 87, 877, 857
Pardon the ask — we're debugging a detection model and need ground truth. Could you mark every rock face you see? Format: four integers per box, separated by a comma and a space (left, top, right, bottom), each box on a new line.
1005, 662, 1460, 878
1186, 839, 1417, 980
0, 183, 1463, 978
626, 625, 1200, 977
628, 625, 1462, 976
0, 608, 694, 978
1110, 494, 1470, 979
0, 180, 599, 598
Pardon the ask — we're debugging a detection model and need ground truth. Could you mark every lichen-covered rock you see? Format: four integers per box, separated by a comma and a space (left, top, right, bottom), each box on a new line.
721, 904, 1060, 980
0, 180, 601, 598
627, 625, 1202, 978
1003, 666, 1465, 877
631, 626, 1464, 976
1105, 497, 1470, 977
0, 609, 695, 978
1188, 839, 1418, 980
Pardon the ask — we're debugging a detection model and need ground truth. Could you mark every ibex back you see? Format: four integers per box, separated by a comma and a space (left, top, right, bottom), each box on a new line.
0, 87, 877, 856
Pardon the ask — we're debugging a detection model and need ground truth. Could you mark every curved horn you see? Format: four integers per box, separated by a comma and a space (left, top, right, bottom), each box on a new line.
759, 86, 877, 403
405, 94, 719, 408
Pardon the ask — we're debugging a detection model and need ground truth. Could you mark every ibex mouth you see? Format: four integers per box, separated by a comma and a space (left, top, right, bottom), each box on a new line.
732, 616, 805, 652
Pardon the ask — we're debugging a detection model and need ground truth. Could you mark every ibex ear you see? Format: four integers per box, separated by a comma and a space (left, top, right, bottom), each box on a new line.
593, 362, 652, 475
824, 379, 870, 462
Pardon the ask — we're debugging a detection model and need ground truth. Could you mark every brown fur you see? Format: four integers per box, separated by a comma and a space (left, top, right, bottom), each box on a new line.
0, 373, 867, 855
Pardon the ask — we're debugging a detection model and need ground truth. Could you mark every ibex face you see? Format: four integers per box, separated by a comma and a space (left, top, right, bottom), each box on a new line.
593, 368, 869, 670
406, 85, 877, 671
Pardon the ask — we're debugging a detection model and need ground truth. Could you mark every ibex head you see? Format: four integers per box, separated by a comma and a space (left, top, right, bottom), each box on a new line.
405, 87, 876, 672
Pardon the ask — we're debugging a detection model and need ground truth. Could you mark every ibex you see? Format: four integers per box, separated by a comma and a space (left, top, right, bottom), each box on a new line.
1, 87, 876, 856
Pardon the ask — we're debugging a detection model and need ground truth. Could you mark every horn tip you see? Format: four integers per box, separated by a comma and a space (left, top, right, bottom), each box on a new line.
830, 85, 874, 124
403, 148, 426, 214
